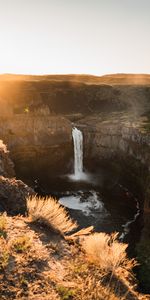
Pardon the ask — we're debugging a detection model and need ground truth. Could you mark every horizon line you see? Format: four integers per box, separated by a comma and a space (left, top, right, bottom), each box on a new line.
0, 72, 150, 77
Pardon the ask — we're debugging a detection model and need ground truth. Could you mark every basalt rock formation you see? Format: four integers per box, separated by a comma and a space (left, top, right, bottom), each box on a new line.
78, 115, 150, 209
0, 140, 34, 214
1, 74, 150, 207
0, 176, 34, 215
0, 75, 150, 195
0, 140, 15, 178
0, 114, 72, 180
0, 74, 150, 290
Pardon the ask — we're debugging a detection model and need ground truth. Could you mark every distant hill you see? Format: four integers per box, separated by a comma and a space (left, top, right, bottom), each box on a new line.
0, 73, 150, 85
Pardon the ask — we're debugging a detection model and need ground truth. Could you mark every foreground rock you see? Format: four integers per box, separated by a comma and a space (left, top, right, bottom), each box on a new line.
0, 140, 15, 178
0, 140, 34, 215
0, 176, 34, 214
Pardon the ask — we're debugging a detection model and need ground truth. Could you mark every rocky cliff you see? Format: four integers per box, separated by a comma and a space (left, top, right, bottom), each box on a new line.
0, 140, 34, 214
77, 115, 150, 211
0, 114, 72, 181
0, 74, 150, 116
0, 73, 150, 291
0, 140, 15, 178
0, 74, 150, 207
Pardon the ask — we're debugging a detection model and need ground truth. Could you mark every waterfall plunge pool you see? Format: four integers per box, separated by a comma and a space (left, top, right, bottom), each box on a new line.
37, 171, 141, 247
33, 127, 141, 247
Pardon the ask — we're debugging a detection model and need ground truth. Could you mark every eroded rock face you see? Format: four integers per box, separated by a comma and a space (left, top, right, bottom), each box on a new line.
75, 116, 150, 213
0, 115, 72, 179
0, 140, 34, 215
81, 119, 150, 168
0, 176, 34, 215
0, 140, 15, 178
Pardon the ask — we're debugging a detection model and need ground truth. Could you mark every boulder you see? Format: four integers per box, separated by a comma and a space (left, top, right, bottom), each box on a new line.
0, 176, 35, 215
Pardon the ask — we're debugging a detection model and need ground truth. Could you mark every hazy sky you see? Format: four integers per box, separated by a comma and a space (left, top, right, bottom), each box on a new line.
0, 0, 150, 75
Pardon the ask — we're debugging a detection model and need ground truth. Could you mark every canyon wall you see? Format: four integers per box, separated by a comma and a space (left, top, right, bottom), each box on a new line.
73, 114, 150, 211
0, 140, 34, 214
0, 75, 150, 210
1, 74, 150, 291
0, 114, 72, 180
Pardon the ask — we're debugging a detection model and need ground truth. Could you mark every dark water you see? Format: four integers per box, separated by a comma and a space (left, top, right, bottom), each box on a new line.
35, 171, 141, 246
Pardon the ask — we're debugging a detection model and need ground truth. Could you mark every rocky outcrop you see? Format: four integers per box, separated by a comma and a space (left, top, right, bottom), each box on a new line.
0, 176, 34, 214
0, 140, 34, 215
0, 140, 15, 178
75, 116, 150, 212
0, 114, 72, 179
81, 119, 150, 166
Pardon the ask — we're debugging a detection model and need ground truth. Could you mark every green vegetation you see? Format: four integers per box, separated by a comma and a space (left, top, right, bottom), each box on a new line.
141, 112, 150, 132
56, 285, 75, 300
0, 213, 7, 238
12, 235, 31, 253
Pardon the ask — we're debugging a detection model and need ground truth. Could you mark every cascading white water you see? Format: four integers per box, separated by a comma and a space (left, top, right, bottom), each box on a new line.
72, 127, 83, 179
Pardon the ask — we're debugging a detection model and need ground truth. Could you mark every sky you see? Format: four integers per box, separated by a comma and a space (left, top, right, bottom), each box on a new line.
0, 0, 150, 75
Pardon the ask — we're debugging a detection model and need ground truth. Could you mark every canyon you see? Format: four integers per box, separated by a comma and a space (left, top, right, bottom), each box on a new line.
0, 74, 150, 291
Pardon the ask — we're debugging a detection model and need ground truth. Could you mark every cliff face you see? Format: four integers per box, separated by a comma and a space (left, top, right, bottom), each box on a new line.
0, 140, 15, 178
0, 114, 72, 180
0, 75, 150, 208
75, 115, 150, 211
82, 118, 150, 163
0, 140, 34, 214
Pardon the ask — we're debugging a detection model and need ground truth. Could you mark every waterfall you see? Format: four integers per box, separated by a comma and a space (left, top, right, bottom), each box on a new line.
72, 127, 83, 179
70, 126, 88, 181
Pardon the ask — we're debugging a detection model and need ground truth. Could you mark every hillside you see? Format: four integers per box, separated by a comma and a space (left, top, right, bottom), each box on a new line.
0, 73, 150, 85
0, 208, 149, 300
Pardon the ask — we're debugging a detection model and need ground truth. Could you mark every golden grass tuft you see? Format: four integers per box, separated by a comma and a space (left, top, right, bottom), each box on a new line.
0, 213, 7, 238
27, 195, 77, 235
75, 275, 124, 300
0, 213, 7, 232
0, 238, 9, 270
82, 232, 131, 272
12, 235, 31, 253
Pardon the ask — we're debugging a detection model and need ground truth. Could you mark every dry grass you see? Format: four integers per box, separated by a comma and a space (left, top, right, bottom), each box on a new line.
27, 195, 77, 235
0, 213, 7, 238
0, 213, 7, 231
82, 232, 135, 272
74, 275, 124, 300
0, 215, 147, 300
12, 235, 31, 253
0, 237, 9, 270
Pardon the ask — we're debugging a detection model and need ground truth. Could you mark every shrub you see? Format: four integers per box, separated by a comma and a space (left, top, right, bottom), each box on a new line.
82, 232, 129, 272
74, 275, 122, 300
12, 235, 31, 253
0, 213, 7, 238
56, 285, 75, 300
27, 195, 77, 235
